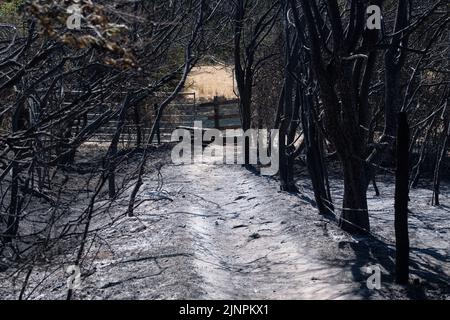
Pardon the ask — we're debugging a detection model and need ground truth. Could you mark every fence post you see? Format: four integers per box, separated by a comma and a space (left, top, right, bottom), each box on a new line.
154, 103, 161, 145
395, 112, 410, 285
213, 96, 220, 129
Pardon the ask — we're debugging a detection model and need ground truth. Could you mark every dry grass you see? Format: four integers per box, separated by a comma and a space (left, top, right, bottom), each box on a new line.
185, 65, 238, 101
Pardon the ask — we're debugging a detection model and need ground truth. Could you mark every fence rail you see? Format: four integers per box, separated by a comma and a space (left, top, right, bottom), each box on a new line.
78, 94, 241, 144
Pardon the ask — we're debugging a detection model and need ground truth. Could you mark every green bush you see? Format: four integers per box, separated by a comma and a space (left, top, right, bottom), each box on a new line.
0, 0, 23, 19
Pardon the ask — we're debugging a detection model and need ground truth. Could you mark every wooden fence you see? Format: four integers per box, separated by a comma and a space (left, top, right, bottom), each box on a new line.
80, 94, 241, 144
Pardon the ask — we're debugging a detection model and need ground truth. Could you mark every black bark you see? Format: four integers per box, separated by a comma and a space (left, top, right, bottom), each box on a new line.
395, 112, 410, 285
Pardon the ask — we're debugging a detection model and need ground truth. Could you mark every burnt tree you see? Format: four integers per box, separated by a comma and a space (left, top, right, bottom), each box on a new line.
395, 112, 410, 285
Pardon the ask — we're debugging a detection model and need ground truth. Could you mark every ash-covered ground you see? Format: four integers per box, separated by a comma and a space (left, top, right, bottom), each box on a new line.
0, 145, 448, 300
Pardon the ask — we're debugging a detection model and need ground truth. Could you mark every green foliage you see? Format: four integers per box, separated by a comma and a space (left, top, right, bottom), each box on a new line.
0, 0, 22, 16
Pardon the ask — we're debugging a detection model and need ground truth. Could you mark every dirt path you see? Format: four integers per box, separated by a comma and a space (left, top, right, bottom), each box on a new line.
160, 150, 364, 299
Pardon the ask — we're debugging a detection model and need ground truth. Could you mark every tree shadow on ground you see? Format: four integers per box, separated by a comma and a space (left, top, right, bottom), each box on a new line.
320, 214, 450, 299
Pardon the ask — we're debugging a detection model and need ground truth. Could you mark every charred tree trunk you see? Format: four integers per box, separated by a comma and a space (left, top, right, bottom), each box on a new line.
3, 101, 27, 244
106, 95, 131, 199
233, 0, 279, 167
279, 1, 299, 192
302, 91, 333, 215
395, 112, 410, 285
234, 0, 250, 166
367, 0, 410, 180
4, 160, 20, 244
339, 154, 370, 234
432, 108, 449, 206
294, 0, 374, 234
